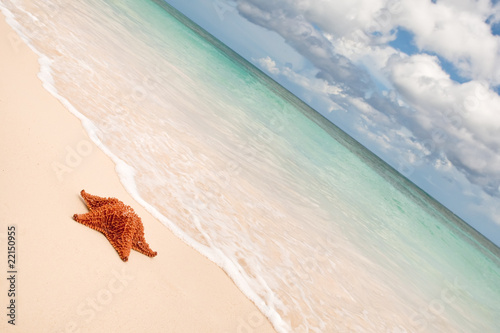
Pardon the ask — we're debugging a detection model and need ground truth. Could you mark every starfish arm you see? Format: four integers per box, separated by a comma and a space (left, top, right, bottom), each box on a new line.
104, 231, 134, 262
73, 211, 106, 233
132, 232, 158, 257
130, 217, 157, 257
80, 189, 120, 211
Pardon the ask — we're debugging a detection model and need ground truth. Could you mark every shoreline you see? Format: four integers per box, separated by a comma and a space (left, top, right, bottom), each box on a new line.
0, 12, 276, 333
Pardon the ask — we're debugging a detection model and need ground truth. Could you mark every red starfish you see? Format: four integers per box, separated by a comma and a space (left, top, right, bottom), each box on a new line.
73, 190, 157, 262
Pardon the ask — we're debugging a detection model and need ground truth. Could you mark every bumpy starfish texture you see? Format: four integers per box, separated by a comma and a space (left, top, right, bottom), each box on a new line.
73, 190, 157, 262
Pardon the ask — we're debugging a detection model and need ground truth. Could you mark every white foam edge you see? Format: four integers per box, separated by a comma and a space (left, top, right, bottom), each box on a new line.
0, 4, 289, 332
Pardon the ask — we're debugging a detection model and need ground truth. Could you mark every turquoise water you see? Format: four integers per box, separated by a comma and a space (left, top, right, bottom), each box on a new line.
2, 0, 500, 331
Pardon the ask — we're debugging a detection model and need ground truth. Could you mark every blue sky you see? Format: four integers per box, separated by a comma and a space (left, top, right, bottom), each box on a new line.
164, 0, 500, 246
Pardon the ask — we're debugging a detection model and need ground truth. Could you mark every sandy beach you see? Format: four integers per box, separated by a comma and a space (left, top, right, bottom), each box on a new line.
0, 13, 275, 333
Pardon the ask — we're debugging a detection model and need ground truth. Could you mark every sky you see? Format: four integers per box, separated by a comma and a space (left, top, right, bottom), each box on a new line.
163, 0, 500, 246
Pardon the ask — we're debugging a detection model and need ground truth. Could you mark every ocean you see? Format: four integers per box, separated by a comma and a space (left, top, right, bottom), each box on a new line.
2, 0, 500, 331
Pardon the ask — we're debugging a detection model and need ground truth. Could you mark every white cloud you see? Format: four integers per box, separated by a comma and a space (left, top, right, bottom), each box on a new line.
388, 53, 500, 183
395, 0, 500, 83
282, 67, 343, 96
255, 56, 280, 74
238, 0, 500, 83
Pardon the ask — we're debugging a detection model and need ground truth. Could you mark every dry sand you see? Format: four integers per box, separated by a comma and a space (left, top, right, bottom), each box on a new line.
0, 13, 275, 333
